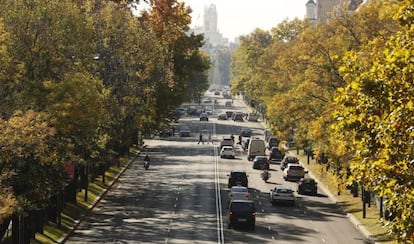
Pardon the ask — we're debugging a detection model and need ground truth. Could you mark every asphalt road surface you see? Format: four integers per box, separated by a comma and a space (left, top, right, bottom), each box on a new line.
65, 92, 370, 244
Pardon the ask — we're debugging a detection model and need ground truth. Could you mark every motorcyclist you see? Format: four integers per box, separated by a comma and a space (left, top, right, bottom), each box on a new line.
143, 154, 150, 169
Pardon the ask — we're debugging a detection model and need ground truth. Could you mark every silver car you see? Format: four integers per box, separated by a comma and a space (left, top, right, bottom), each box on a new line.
270, 186, 295, 206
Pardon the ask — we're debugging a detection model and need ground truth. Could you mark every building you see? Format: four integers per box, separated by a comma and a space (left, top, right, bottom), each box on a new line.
192, 4, 228, 47
306, 0, 365, 23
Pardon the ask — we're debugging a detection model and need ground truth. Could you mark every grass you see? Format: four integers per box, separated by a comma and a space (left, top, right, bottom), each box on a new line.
31, 146, 140, 243
291, 149, 394, 243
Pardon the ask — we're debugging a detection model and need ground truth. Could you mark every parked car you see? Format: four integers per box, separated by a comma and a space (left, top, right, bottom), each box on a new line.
247, 113, 259, 122
283, 164, 307, 181
267, 136, 279, 149
225, 101, 232, 107
252, 156, 269, 170
214, 91, 221, 95
228, 186, 250, 202
217, 113, 228, 120
220, 146, 236, 159
200, 113, 209, 121
240, 128, 252, 137
220, 138, 234, 149
297, 178, 318, 195
269, 147, 285, 162
179, 126, 191, 137
247, 138, 266, 161
227, 170, 248, 188
227, 200, 256, 230
280, 155, 300, 170
270, 186, 295, 206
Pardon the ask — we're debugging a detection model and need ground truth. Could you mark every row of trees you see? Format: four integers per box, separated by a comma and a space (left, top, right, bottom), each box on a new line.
0, 0, 210, 241
231, 0, 413, 241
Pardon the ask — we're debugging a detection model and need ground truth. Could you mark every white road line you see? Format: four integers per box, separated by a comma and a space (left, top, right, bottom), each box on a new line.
213, 135, 225, 244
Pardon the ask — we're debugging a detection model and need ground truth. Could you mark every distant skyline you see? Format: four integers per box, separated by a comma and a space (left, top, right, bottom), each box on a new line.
182, 0, 307, 41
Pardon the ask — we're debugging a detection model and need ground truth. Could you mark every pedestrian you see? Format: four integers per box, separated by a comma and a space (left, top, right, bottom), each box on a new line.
198, 133, 204, 144
230, 134, 234, 143
208, 133, 212, 144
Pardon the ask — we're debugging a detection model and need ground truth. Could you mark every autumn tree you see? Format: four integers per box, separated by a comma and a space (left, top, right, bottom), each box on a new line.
334, 1, 414, 240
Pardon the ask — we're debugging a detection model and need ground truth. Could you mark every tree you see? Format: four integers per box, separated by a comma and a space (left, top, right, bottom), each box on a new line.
334, 2, 414, 241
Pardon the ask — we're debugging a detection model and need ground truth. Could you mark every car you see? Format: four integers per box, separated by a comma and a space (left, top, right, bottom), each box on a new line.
267, 136, 279, 149
280, 155, 300, 170
227, 200, 256, 230
225, 111, 234, 118
270, 186, 295, 206
214, 91, 221, 95
199, 113, 209, 121
220, 137, 234, 149
246, 113, 259, 122
297, 178, 318, 195
179, 126, 191, 137
202, 98, 212, 103
252, 156, 269, 170
217, 113, 228, 120
227, 170, 248, 188
269, 147, 285, 162
240, 128, 252, 137
158, 128, 173, 137
220, 146, 235, 159
228, 186, 250, 202
283, 164, 307, 181
232, 112, 244, 122
225, 101, 232, 107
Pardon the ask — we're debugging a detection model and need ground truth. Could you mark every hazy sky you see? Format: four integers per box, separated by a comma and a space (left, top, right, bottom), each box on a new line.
181, 0, 307, 41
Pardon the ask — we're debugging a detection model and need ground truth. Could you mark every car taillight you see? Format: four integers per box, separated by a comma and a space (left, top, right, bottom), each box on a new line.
229, 211, 233, 216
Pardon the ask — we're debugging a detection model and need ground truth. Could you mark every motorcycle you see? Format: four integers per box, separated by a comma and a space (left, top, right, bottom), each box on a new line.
143, 161, 150, 170
261, 171, 270, 182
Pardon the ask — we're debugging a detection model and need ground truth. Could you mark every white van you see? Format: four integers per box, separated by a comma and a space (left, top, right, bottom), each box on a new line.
247, 138, 266, 161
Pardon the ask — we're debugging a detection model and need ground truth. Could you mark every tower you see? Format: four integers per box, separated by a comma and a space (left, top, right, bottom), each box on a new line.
203, 4, 217, 34
306, 0, 317, 23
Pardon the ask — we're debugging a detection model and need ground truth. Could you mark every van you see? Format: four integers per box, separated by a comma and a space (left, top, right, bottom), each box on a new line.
247, 138, 266, 161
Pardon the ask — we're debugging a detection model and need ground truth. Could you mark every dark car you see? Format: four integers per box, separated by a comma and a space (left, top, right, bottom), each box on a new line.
280, 155, 300, 170
240, 128, 252, 137
227, 200, 256, 230
232, 112, 244, 122
252, 156, 269, 170
267, 136, 279, 149
227, 170, 248, 188
269, 147, 284, 162
225, 111, 234, 118
297, 178, 318, 195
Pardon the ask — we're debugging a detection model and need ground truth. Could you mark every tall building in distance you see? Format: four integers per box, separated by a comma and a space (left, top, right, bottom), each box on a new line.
193, 4, 228, 47
306, 0, 365, 23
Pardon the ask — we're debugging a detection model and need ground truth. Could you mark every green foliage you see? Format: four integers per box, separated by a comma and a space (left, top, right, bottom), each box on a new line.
334, 2, 414, 241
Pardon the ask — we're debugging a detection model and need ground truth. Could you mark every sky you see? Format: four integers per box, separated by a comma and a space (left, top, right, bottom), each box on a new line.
181, 0, 307, 41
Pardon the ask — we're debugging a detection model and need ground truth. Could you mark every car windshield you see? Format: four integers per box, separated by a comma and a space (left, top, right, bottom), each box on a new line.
232, 188, 248, 193
276, 188, 293, 193
290, 166, 304, 170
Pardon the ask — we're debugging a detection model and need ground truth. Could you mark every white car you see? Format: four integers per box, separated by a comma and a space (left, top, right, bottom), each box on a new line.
220, 146, 235, 159
270, 186, 295, 206
228, 186, 250, 202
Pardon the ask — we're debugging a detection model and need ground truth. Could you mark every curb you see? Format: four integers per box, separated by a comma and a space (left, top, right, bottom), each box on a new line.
58, 145, 147, 243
